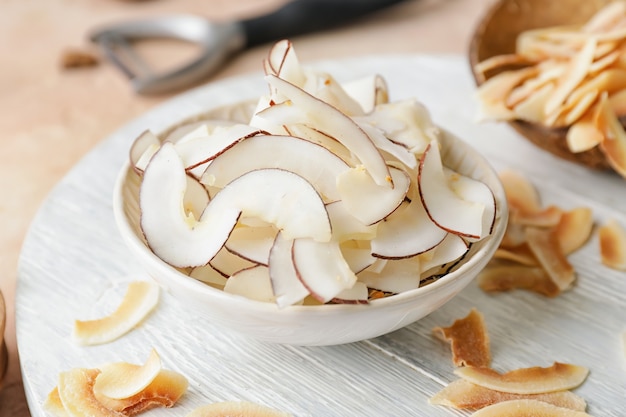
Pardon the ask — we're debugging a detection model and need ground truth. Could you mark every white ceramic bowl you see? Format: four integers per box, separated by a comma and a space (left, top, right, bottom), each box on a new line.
113, 102, 508, 346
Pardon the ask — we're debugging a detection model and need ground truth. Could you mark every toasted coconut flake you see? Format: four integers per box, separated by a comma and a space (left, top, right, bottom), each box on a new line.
525, 227, 575, 291
566, 106, 604, 153
473, 54, 535, 75
93, 349, 162, 400
589, 49, 621, 74
186, 401, 292, 417
567, 69, 626, 109
561, 89, 599, 127
73, 281, 160, 345
95, 369, 188, 416
493, 246, 537, 266
433, 308, 491, 367
544, 38, 596, 116
598, 218, 626, 270
429, 379, 587, 411
598, 91, 626, 177
555, 207, 594, 255
44, 387, 70, 417
498, 170, 541, 214
608, 88, 626, 115
513, 83, 555, 123
454, 363, 589, 395
507, 63, 562, 108
476, 68, 539, 120
512, 205, 563, 228
469, 399, 592, 416
478, 264, 560, 297
500, 221, 528, 249
58, 368, 125, 417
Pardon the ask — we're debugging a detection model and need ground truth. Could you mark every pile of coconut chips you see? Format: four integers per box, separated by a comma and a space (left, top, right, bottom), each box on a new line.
475, 1, 626, 178
130, 39, 497, 307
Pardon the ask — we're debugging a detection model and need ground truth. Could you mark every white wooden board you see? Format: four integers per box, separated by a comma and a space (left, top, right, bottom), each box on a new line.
16, 55, 626, 416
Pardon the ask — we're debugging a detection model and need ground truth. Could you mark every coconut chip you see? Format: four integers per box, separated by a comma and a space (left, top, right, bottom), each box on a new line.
598, 218, 626, 270
454, 363, 589, 395
524, 226, 576, 291
478, 263, 560, 298
95, 369, 188, 416
56, 368, 125, 417
433, 308, 491, 367
429, 378, 587, 411
93, 349, 162, 400
45, 349, 188, 417
469, 399, 592, 416
73, 280, 159, 345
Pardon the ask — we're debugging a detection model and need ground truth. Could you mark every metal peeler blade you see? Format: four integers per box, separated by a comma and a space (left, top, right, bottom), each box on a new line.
89, 0, 407, 95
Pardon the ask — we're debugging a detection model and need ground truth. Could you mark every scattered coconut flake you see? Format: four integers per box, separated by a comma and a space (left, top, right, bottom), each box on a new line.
433, 309, 491, 367
468, 399, 592, 416
555, 207, 594, 255
57, 368, 124, 417
73, 281, 159, 345
454, 363, 589, 395
429, 378, 587, 411
47, 350, 188, 417
93, 349, 162, 400
598, 218, 626, 270
478, 264, 560, 298
524, 227, 576, 291
95, 369, 188, 416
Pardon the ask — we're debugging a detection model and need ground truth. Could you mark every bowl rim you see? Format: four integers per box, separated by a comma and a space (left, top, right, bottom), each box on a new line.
113, 122, 508, 314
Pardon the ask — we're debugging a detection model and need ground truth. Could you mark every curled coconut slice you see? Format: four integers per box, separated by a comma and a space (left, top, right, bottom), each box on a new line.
336, 165, 410, 225
468, 399, 592, 417
268, 232, 309, 308
140, 142, 331, 267
524, 227, 575, 291
292, 238, 357, 303
57, 368, 124, 417
72, 281, 159, 346
200, 135, 350, 203
262, 74, 392, 188
93, 349, 162, 400
186, 401, 291, 417
95, 369, 188, 416
370, 196, 447, 260
454, 363, 589, 395
224, 265, 276, 303
419, 140, 487, 239
478, 264, 560, 298
429, 379, 587, 411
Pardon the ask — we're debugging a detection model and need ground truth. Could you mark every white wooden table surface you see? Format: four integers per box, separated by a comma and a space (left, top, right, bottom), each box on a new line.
16, 55, 626, 416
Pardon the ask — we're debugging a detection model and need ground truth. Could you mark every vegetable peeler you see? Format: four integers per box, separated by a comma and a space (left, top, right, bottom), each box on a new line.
90, 0, 407, 95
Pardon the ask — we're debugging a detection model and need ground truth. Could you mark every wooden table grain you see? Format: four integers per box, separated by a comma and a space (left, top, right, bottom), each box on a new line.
2, 0, 498, 415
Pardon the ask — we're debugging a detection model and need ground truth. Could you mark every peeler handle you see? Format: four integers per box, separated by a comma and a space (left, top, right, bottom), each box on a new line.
240, 0, 406, 48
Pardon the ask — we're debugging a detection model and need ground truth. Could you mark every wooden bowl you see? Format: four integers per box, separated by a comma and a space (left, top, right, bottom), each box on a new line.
468, 0, 614, 170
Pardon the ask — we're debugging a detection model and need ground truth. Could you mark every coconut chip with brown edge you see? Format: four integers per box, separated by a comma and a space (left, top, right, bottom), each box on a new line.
44, 348, 188, 417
